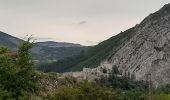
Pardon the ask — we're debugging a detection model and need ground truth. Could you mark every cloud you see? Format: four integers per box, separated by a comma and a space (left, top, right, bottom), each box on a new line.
78, 21, 87, 25
71, 21, 87, 25
0, 0, 169, 46
34, 37, 54, 42
85, 41, 99, 45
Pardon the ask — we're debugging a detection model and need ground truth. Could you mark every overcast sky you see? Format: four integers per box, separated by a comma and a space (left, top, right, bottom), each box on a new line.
0, 0, 170, 45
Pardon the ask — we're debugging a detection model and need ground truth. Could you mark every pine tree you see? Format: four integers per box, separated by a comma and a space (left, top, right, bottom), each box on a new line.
0, 38, 40, 99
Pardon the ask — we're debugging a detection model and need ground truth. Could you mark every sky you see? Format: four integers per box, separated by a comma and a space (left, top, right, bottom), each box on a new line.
0, 0, 170, 46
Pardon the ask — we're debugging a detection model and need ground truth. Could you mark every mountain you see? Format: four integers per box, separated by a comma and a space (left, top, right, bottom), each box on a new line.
42, 3, 170, 86
31, 45, 86, 62
0, 31, 22, 50
80, 3, 170, 86
39, 26, 135, 72
0, 32, 87, 62
37, 41, 82, 47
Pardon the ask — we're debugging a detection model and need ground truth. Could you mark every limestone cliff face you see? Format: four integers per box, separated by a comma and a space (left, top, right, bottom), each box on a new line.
108, 3, 170, 86
63, 4, 170, 86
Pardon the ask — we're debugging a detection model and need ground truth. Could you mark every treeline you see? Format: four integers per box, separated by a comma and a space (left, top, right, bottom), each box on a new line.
38, 55, 85, 73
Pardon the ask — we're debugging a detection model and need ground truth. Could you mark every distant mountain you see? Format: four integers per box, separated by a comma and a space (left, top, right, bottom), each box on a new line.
37, 41, 82, 48
39, 27, 134, 72
31, 45, 87, 62
0, 31, 87, 62
0, 31, 22, 50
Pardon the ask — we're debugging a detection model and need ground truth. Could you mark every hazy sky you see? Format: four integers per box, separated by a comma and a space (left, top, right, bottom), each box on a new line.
0, 0, 170, 45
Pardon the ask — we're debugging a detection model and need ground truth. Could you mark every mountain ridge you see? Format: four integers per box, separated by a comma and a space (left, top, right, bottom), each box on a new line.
0, 31, 87, 62
37, 41, 83, 48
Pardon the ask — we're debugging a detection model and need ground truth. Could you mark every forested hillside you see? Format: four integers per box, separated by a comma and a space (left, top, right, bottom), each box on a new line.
38, 27, 136, 72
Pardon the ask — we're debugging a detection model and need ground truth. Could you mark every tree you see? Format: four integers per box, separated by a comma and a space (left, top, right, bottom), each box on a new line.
0, 38, 40, 99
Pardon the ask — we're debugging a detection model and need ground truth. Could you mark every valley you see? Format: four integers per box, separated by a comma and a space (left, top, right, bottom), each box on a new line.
1, 2, 170, 100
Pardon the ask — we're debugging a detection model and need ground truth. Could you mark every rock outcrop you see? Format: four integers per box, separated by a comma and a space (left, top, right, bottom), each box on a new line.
63, 61, 114, 81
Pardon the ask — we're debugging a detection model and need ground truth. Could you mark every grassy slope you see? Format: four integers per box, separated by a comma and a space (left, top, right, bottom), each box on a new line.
71, 27, 136, 71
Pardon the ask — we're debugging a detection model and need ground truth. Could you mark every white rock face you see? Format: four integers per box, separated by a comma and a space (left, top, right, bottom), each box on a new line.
63, 61, 114, 81
63, 4, 170, 87
108, 4, 170, 86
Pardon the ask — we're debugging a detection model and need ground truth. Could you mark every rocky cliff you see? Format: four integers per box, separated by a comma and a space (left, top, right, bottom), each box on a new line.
65, 3, 170, 87
108, 3, 170, 86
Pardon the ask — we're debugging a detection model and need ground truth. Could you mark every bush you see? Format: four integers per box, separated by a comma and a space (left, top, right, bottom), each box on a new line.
49, 81, 122, 100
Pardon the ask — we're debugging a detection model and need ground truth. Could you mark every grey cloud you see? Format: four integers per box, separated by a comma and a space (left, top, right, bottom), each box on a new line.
85, 41, 99, 45
0, 0, 169, 45
36, 37, 54, 41
78, 21, 87, 25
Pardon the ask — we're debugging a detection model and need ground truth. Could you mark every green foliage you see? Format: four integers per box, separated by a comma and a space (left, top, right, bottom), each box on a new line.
157, 84, 170, 94
0, 47, 8, 54
38, 55, 85, 73
33, 46, 87, 62
153, 84, 170, 100
71, 27, 135, 71
121, 90, 147, 100
49, 81, 121, 100
0, 38, 40, 99
154, 94, 170, 100
0, 87, 13, 99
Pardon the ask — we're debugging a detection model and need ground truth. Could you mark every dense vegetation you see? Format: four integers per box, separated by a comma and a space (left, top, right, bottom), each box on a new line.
48, 81, 122, 100
33, 46, 87, 63
1, 39, 170, 100
45, 72, 170, 100
38, 55, 85, 73
38, 27, 136, 73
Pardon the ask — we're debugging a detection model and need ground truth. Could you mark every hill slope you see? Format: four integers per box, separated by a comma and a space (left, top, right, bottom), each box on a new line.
40, 25, 136, 72
0, 31, 22, 50
0, 32, 87, 62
